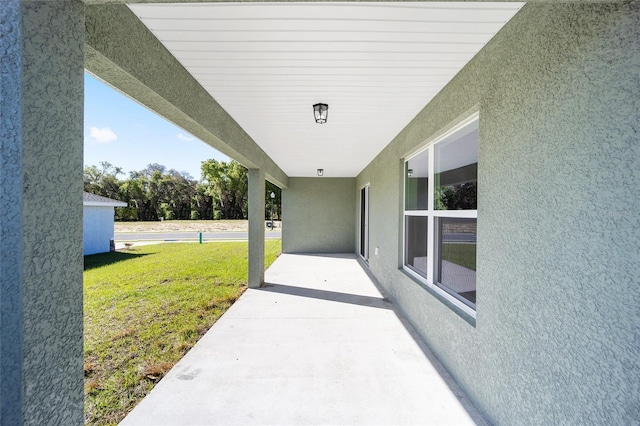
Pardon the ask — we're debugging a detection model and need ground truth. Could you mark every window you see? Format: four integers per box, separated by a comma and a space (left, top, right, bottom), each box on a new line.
403, 113, 478, 315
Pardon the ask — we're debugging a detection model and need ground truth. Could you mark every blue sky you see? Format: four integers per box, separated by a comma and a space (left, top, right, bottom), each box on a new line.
84, 73, 228, 180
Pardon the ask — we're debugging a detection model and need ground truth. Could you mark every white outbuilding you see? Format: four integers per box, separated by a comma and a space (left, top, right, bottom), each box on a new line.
83, 192, 127, 255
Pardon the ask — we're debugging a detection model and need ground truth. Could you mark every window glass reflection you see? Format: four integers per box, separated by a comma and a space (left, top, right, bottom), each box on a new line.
405, 216, 428, 278
436, 217, 476, 306
434, 127, 478, 210
405, 150, 429, 210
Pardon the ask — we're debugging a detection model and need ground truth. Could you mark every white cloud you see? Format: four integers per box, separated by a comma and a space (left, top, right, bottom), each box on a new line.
89, 126, 118, 143
177, 132, 195, 141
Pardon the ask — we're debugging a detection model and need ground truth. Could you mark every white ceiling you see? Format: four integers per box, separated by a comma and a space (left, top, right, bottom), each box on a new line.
129, 2, 524, 177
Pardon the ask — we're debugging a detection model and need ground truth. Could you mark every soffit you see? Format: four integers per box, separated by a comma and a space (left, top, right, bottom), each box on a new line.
129, 2, 523, 177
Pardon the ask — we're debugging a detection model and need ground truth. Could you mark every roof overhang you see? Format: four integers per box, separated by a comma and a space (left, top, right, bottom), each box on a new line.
128, 2, 524, 177
85, 1, 525, 181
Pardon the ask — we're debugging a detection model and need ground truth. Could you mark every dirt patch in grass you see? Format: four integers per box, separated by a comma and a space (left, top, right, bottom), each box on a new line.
115, 220, 248, 233
141, 362, 174, 383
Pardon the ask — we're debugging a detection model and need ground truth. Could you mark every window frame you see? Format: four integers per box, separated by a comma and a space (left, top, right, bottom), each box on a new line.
402, 112, 479, 319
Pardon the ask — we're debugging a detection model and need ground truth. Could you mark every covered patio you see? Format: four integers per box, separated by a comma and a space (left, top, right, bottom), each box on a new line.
121, 253, 486, 425
2, 0, 637, 424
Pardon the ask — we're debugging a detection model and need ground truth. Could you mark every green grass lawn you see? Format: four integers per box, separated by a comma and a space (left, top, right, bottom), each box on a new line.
84, 240, 281, 425
441, 243, 476, 271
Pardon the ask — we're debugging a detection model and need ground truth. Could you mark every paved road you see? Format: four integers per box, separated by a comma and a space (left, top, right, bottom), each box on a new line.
115, 231, 281, 241
115, 230, 466, 243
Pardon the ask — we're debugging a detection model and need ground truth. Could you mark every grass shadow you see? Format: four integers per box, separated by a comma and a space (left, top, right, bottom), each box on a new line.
84, 250, 149, 271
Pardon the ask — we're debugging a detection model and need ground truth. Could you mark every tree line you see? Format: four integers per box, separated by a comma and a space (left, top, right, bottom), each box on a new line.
84, 160, 281, 221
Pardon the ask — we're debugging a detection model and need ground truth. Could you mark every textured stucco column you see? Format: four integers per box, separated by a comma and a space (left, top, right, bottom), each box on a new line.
0, 1, 84, 424
247, 169, 265, 288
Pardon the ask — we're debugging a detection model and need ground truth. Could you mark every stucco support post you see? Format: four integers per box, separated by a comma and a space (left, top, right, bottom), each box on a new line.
247, 169, 265, 288
0, 1, 84, 424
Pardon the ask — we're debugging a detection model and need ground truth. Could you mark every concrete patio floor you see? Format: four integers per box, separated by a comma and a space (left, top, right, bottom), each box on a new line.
120, 253, 487, 425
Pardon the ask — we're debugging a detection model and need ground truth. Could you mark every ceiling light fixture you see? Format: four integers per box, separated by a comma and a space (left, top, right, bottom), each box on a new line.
317, 169, 324, 177
313, 103, 328, 124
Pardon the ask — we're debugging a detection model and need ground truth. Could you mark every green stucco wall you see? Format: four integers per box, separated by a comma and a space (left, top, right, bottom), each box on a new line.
357, 2, 639, 424
283, 178, 356, 253
0, 1, 85, 424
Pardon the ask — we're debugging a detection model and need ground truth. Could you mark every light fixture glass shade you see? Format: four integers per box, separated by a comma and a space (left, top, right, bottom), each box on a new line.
317, 169, 324, 176
313, 103, 328, 124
